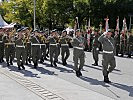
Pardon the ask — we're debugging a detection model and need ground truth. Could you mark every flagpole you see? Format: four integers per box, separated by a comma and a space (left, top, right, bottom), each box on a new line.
118, 16, 119, 34
34, 0, 36, 31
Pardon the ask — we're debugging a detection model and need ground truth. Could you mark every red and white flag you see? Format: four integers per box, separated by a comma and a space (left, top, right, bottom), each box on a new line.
122, 17, 127, 32
74, 17, 79, 31
104, 16, 109, 32
116, 16, 119, 31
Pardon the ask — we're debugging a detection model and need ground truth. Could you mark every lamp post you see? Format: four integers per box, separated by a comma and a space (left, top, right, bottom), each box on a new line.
33, 0, 36, 30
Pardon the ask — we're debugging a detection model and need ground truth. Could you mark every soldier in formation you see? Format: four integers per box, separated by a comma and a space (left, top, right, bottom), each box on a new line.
60, 30, 72, 66
92, 29, 101, 66
98, 29, 116, 83
72, 29, 85, 77
3, 29, 15, 66
15, 28, 26, 70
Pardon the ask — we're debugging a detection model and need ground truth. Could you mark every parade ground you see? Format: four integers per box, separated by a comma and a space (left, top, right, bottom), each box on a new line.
0, 49, 133, 100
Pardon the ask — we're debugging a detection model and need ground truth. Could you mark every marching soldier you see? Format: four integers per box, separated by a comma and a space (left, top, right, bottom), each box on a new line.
44, 29, 50, 59
72, 29, 85, 77
30, 30, 41, 68
92, 29, 101, 66
48, 29, 58, 67
60, 30, 71, 66
55, 31, 61, 62
15, 29, 26, 70
3, 28, 15, 66
127, 30, 133, 58
98, 29, 116, 83
120, 30, 127, 57
23, 27, 32, 65
39, 31, 47, 63
114, 30, 120, 56
0, 30, 4, 63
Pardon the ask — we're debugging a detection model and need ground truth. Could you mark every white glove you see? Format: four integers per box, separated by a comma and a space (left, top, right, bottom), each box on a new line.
103, 32, 107, 35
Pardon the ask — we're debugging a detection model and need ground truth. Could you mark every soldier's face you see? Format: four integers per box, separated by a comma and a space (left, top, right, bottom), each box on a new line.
76, 31, 81, 36
107, 32, 112, 37
94, 31, 98, 35
115, 31, 118, 35
62, 32, 66, 36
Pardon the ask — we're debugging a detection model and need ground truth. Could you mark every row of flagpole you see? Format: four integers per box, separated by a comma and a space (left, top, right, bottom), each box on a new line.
74, 16, 129, 34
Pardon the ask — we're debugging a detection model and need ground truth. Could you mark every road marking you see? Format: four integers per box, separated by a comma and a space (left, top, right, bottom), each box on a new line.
0, 69, 64, 100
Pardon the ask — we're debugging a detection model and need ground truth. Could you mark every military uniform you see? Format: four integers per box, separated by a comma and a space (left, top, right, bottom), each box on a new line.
72, 31, 85, 77
98, 31, 116, 83
114, 32, 120, 56
15, 36, 26, 70
56, 35, 60, 62
120, 33, 127, 57
127, 33, 133, 58
24, 36, 31, 64
44, 33, 49, 59
39, 34, 47, 63
48, 35, 58, 67
3, 34, 15, 66
30, 34, 41, 68
60, 34, 71, 65
92, 33, 100, 66
0, 33, 4, 63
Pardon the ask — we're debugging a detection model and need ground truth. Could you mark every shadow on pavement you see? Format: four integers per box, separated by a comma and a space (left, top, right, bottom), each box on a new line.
54, 65, 74, 73
80, 76, 109, 87
6, 65, 40, 78
84, 64, 122, 75
41, 61, 74, 73
110, 82, 133, 97
36, 66, 57, 75
26, 63, 57, 75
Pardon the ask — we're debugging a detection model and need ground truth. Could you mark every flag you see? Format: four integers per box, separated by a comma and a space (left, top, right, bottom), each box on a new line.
116, 16, 119, 32
74, 17, 79, 31
99, 23, 102, 33
104, 16, 109, 32
122, 17, 127, 32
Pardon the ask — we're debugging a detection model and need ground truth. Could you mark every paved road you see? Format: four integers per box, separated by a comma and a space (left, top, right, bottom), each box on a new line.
0, 49, 133, 100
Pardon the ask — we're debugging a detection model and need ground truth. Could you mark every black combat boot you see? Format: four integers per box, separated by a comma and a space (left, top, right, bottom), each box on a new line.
25, 60, 28, 65
53, 61, 57, 67
34, 62, 37, 69
78, 70, 82, 76
28, 58, 31, 63
76, 71, 80, 77
1, 57, 4, 62
51, 62, 53, 67
62, 60, 66, 66
18, 65, 21, 70
44, 57, 48, 60
92, 61, 98, 66
21, 63, 25, 70
10, 60, 13, 65
64, 59, 67, 65
7, 61, 10, 66
104, 76, 111, 83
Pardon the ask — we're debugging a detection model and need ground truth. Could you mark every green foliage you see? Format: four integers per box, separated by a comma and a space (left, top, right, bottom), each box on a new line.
0, 0, 133, 29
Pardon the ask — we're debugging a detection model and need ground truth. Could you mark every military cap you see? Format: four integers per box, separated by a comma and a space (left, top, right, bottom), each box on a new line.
94, 29, 99, 32
62, 30, 67, 33
75, 29, 80, 32
33, 29, 39, 32
108, 29, 113, 32
21, 27, 28, 31
17, 28, 22, 32
45, 29, 48, 32
51, 29, 56, 33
